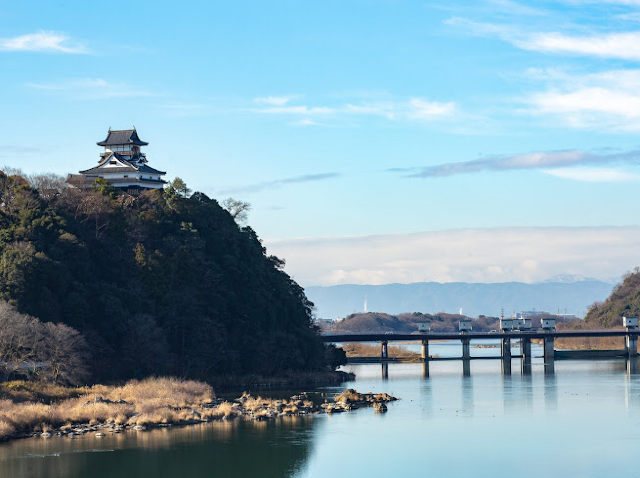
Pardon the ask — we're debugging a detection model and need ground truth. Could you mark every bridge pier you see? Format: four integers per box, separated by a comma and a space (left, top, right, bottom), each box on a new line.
501, 337, 511, 375
461, 337, 471, 376
462, 338, 470, 360
381, 341, 389, 359
502, 337, 511, 359
422, 361, 429, 378
381, 362, 389, 380
421, 340, 429, 362
626, 334, 637, 359
543, 336, 555, 365
521, 338, 532, 365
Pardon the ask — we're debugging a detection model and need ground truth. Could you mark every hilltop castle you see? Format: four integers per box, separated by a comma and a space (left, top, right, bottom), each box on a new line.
67, 128, 166, 193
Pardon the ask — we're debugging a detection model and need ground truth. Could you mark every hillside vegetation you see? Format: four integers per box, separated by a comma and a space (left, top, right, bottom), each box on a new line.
585, 269, 640, 327
0, 172, 342, 384
331, 312, 498, 333
330, 311, 575, 334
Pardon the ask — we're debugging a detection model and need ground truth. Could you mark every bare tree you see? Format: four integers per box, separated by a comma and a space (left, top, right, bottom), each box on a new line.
27, 172, 67, 200
222, 198, 251, 225
65, 191, 113, 239
0, 302, 89, 384
39, 322, 90, 384
0, 302, 39, 381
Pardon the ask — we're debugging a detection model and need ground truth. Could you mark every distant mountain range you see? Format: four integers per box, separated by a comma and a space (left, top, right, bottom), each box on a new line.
305, 277, 616, 320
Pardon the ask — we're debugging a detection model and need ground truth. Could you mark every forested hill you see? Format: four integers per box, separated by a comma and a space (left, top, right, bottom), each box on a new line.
0, 172, 336, 382
585, 269, 640, 327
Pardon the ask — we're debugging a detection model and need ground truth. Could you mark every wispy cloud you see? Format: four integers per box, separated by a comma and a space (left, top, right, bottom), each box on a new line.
254, 95, 298, 106
0, 31, 87, 54
522, 69, 640, 130
254, 105, 336, 115
487, 0, 546, 16
219, 172, 340, 194
395, 148, 640, 178
290, 118, 328, 127
265, 226, 640, 286
543, 167, 640, 182
446, 16, 640, 61
27, 78, 154, 99
518, 31, 640, 61
249, 96, 456, 123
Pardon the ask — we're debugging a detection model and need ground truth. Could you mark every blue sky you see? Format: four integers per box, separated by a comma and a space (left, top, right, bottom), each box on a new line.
3, 0, 640, 286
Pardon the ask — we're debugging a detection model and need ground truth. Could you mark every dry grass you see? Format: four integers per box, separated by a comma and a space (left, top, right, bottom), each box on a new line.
0, 420, 15, 438
555, 323, 627, 350
342, 342, 420, 358
0, 377, 216, 441
555, 336, 625, 350
204, 401, 237, 419
0, 380, 87, 403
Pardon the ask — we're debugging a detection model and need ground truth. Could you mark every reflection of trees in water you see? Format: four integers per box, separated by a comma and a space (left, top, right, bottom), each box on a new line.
0, 418, 317, 478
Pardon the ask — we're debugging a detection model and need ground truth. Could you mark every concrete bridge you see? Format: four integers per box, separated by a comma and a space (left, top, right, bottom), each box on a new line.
322, 328, 640, 377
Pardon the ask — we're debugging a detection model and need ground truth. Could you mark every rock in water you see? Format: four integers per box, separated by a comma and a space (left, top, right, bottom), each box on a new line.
373, 402, 388, 413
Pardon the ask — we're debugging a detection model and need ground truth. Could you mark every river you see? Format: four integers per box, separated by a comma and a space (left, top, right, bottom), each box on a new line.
1, 340, 639, 478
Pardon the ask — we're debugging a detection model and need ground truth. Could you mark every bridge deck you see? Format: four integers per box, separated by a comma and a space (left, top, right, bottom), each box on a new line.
322, 329, 640, 342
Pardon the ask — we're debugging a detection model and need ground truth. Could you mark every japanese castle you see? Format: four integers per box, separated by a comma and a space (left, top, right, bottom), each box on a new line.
67, 128, 166, 193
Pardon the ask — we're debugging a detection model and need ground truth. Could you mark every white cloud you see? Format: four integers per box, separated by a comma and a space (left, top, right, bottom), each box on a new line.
542, 167, 640, 182
264, 227, 640, 286
250, 96, 456, 123
219, 172, 340, 194
0, 31, 87, 54
253, 105, 336, 115
397, 148, 640, 178
254, 95, 297, 106
407, 98, 456, 119
516, 31, 640, 61
290, 118, 325, 126
523, 69, 640, 130
488, 0, 546, 16
27, 78, 154, 99
446, 17, 640, 61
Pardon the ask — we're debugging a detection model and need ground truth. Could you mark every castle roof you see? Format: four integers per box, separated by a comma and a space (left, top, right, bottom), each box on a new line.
97, 128, 148, 147
79, 152, 166, 175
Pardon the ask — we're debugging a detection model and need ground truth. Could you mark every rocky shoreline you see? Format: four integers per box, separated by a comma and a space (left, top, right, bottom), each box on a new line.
4, 388, 398, 443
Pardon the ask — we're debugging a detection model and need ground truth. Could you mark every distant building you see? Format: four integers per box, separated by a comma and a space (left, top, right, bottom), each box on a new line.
67, 128, 166, 193
516, 310, 550, 319
557, 313, 577, 320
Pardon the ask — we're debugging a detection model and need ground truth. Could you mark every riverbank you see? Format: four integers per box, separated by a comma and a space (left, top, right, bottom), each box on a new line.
0, 378, 396, 443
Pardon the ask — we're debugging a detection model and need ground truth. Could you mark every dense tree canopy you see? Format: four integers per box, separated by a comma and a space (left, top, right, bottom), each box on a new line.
585, 268, 640, 327
0, 171, 336, 382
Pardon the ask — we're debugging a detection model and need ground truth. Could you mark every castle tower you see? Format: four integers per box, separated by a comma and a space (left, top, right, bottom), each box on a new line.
67, 127, 166, 193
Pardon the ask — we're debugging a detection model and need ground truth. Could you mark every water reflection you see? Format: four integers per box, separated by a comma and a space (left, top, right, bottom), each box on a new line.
462, 359, 471, 377
0, 419, 318, 478
5, 357, 640, 478
461, 376, 474, 417
627, 357, 638, 375
421, 360, 429, 379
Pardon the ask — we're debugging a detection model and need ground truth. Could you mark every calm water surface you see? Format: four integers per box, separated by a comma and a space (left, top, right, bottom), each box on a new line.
2, 341, 640, 478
